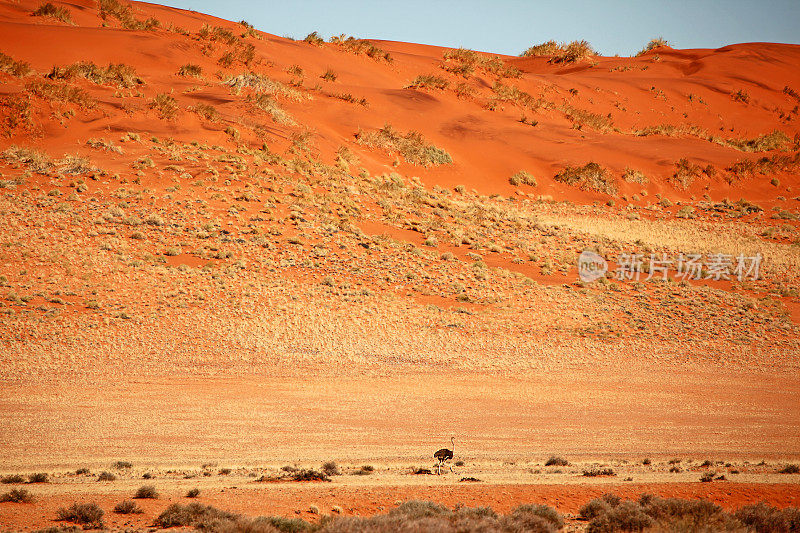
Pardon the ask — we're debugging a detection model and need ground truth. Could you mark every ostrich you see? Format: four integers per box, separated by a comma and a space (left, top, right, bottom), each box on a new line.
433, 437, 455, 475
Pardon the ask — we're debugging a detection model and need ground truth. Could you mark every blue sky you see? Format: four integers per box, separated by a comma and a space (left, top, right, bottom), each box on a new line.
158, 0, 800, 57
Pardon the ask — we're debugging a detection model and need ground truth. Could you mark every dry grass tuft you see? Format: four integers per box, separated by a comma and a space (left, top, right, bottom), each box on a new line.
99, 0, 159, 30
406, 74, 449, 90
32, 3, 72, 23
554, 162, 616, 195
355, 123, 452, 166
178, 64, 202, 77
329, 34, 393, 62
47, 62, 143, 88
0, 51, 32, 77
149, 93, 178, 119
26, 79, 95, 108
521, 40, 596, 63
226, 73, 306, 101
637, 37, 669, 56
442, 48, 521, 78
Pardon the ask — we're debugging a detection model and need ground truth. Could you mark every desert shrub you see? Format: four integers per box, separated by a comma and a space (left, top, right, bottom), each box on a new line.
26, 79, 95, 108
28, 473, 48, 483
178, 63, 202, 77
155, 502, 239, 527
32, 3, 72, 23
0, 488, 33, 503
406, 74, 449, 90
721, 130, 791, 152
198, 25, 238, 45
292, 469, 330, 482
544, 456, 569, 466
509, 171, 537, 186
637, 37, 669, 56
133, 484, 158, 498
779, 464, 800, 474
97, 471, 116, 481
186, 488, 200, 498
0, 52, 32, 77
700, 471, 715, 482
355, 123, 452, 166
587, 501, 654, 533
321, 461, 341, 476
113, 499, 142, 514
47, 62, 143, 88
580, 499, 613, 520
150, 93, 178, 119
389, 500, 450, 519
583, 467, 616, 477
56, 502, 104, 528
1, 474, 25, 484
554, 162, 617, 195
510, 504, 563, 529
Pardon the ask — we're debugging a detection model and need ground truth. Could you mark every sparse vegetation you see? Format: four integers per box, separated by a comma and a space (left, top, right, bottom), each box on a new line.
321, 68, 337, 82
304, 31, 324, 46
186, 488, 200, 498
731, 89, 750, 103
27, 473, 48, 483
1, 474, 25, 484
321, 461, 341, 476
355, 123, 452, 166
97, 471, 116, 481
545, 456, 569, 467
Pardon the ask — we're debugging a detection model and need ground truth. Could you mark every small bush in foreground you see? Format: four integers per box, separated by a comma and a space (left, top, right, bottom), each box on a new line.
186, 488, 200, 498
56, 502, 104, 528
155, 502, 238, 527
113, 499, 142, 514
0, 488, 33, 503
